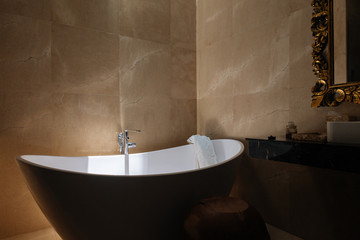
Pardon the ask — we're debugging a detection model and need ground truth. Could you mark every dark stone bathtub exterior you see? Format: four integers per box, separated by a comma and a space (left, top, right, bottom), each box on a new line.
17, 139, 243, 240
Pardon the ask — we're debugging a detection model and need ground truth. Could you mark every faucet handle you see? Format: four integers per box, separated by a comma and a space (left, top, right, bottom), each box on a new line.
124, 129, 141, 139
125, 129, 141, 134
118, 132, 124, 139
118, 132, 124, 153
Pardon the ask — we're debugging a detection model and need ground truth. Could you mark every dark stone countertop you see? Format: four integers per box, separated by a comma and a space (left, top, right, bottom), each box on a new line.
246, 138, 360, 174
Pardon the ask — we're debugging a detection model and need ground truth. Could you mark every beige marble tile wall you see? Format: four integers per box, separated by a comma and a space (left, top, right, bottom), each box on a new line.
197, 0, 360, 139
197, 0, 360, 239
0, 0, 196, 238
118, 0, 196, 152
197, 0, 291, 139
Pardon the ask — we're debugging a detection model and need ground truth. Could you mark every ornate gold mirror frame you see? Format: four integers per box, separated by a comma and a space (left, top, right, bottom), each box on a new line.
311, 0, 360, 108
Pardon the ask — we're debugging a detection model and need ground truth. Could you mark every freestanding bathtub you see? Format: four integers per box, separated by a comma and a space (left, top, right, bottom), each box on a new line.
16, 139, 244, 240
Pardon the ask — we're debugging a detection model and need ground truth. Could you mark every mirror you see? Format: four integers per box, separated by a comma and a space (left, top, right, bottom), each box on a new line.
311, 0, 360, 108
333, 0, 360, 84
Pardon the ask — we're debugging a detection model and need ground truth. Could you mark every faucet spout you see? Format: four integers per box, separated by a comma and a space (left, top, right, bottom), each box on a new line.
118, 129, 141, 154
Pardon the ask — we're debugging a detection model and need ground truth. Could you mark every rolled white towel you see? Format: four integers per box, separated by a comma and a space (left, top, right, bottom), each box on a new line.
187, 135, 217, 168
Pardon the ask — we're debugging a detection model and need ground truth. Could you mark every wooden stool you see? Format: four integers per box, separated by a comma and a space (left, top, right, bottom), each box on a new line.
184, 196, 271, 240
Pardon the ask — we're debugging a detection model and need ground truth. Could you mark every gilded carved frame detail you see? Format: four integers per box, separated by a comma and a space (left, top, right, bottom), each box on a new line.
311, 0, 360, 108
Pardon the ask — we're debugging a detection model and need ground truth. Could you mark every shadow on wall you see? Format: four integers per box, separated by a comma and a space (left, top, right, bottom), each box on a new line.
202, 118, 235, 140
203, 118, 251, 200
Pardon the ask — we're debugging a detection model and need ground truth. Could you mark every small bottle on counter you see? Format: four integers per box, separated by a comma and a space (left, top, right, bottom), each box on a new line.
286, 121, 297, 140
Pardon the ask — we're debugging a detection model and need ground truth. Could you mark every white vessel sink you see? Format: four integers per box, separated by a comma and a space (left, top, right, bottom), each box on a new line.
327, 121, 360, 144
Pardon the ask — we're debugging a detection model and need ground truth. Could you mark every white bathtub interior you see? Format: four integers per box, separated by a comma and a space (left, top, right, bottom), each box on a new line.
21, 139, 242, 176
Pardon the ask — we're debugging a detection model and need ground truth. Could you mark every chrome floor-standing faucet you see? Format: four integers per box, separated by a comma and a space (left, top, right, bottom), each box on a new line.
118, 129, 141, 154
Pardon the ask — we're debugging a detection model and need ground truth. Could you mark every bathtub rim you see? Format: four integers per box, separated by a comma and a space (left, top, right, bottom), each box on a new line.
16, 139, 244, 178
